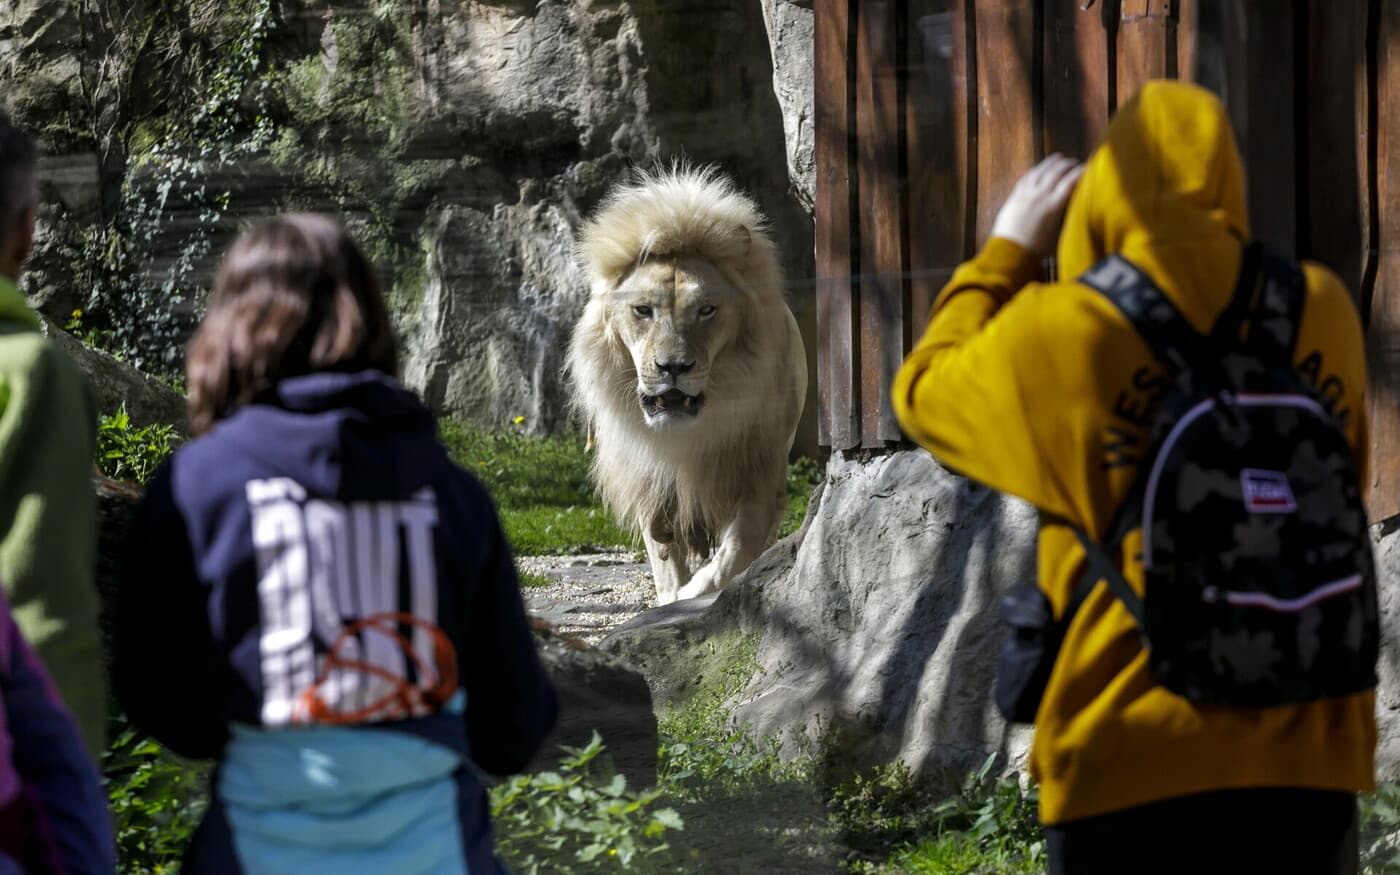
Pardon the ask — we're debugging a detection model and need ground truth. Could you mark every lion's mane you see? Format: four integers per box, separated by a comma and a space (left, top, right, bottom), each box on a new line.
567, 166, 804, 549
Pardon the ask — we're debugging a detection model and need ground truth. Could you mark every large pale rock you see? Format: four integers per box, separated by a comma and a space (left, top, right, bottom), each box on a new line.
40, 316, 186, 428
531, 624, 659, 785
604, 450, 1037, 790
1368, 523, 1400, 780
609, 449, 1400, 790
761, 0, 815, 214
402, 179, 598, 433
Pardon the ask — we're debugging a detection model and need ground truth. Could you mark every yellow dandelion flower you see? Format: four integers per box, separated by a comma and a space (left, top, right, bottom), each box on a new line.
70, 309, 82, 319
513, 415, 526, 425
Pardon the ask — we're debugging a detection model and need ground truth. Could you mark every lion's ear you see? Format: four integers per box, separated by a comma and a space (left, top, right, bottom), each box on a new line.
733, 224, 753, 258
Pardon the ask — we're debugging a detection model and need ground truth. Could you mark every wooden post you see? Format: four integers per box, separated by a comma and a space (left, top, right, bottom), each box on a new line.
1043, 0, 1111, 162
815, 0, 860, 450
855, 0, 907, 445
905, 1, 970, 346
1366, 0, 1400, 521
973, 0, 1039, 248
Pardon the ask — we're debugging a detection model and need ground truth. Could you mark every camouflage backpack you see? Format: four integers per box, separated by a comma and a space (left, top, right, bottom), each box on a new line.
995, 242, 1379, 723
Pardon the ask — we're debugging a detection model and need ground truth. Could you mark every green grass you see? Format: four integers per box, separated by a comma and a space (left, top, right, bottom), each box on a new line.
782, 455, 824, 537
877, 833, 1043, 874
519, 570, 555, 589
439, 422, 637, 555
439, 420, 823, 556
833, 754, 1042, 874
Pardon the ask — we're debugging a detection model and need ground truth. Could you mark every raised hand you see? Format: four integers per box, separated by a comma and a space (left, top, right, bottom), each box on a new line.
989, 153, 1084, 258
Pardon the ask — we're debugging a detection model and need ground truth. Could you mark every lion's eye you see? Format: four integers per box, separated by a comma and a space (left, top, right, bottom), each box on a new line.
633, 305, 653, 319
698, 305, 717, 318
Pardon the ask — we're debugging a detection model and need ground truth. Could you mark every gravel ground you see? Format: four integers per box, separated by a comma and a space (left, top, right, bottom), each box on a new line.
519, 550, 655, 644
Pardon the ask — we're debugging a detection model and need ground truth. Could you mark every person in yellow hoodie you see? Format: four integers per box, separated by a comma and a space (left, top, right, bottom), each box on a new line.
893, 80, 1372, 873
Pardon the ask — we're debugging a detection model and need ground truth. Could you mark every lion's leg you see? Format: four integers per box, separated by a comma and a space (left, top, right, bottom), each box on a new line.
643, 518, 691, 607
674, 484, 784, 601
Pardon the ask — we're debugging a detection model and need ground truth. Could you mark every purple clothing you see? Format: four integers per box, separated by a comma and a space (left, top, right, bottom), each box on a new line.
0, 591, 113, 873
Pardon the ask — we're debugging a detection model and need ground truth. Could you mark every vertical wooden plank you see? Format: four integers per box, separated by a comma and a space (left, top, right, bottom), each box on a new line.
1043, 0, 1111, 161
1361, 0, 1381, 312
1117, 0, 1175, 104
974, 0, 1038, 247
1366, 0, 1400, 521
1176, 0, 1199, 82
815, 0, 858, 450
1300, 0, 1369, 296
906, 0, 969, 338
855, 0, 906, 445
1226, 2, 1299, 254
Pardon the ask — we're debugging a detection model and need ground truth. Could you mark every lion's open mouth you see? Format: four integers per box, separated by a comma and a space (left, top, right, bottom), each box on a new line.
640, 389, 705, 418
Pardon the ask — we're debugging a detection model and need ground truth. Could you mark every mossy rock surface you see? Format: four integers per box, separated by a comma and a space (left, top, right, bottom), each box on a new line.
603, 597, 759, 726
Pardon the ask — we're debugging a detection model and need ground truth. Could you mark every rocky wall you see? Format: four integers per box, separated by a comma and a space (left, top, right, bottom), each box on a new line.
1, 0, 818, 442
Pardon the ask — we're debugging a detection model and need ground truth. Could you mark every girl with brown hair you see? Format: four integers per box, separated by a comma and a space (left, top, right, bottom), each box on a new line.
114, 214, 557, 874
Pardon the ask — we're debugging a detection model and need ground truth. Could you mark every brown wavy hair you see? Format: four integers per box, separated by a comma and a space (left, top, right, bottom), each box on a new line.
186, 214, 399, 435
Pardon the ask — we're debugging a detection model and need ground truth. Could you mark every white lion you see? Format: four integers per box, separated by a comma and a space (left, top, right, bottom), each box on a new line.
568, 167, 807, 605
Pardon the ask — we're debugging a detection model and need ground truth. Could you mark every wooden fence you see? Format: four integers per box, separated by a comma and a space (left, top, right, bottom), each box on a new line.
815, 0, 1400, 521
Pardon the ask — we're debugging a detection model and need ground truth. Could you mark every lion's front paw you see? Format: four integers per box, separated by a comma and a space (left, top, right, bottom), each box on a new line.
676, 565, 725, 601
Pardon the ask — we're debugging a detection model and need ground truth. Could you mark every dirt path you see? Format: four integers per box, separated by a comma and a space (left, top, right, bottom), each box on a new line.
519, 550, 656, 644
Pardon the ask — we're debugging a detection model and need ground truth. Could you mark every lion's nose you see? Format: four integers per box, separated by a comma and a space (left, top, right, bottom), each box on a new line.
655, 359, 695, 378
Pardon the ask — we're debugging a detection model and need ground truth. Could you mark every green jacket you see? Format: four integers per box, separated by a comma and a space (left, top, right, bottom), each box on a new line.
0, 277, 104, 758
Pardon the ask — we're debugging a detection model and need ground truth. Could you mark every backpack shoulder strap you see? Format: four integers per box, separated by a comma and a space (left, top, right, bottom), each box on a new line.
1039, 510, 1147, 629
1078, 254, 1202, 373
1246, 244, 1306, 364
1208, 241, 1305, 365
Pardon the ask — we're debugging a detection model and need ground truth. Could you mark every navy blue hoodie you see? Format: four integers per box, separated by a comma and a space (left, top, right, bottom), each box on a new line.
115, 371, 557, 874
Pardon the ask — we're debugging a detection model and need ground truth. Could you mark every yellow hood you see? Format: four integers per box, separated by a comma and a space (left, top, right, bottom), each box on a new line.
1058, 80, 1249, 323
894, 77, 1375, 824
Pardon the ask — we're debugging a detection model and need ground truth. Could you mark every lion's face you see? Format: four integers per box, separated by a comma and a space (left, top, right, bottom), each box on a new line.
609, 255, 743, 429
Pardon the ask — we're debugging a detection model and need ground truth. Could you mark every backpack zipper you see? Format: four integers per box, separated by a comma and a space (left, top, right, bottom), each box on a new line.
1201, 574, 1363, 613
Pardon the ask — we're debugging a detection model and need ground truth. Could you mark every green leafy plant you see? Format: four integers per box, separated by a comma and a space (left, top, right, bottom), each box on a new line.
97, 405, 180, 485
1363, 783, 1400, 874
64, 308, 114, 352
847, 754, 1043, 874
781, 454, 824, 538
829, 759, 951, 869
490, 732, 683, 873
61, 0, 282, 379
660, 730, 796, 800
104, 723, 208, 875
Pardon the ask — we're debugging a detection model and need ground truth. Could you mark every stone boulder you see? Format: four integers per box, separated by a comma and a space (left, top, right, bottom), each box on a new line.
761, 0, 815, 214
1367, 524, 1400, 781
603, 449, 1038, 791
529, 621, 659, 786
606, 447, 1400, 790
40, 317, 186, 428
0, 0, 86, 149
